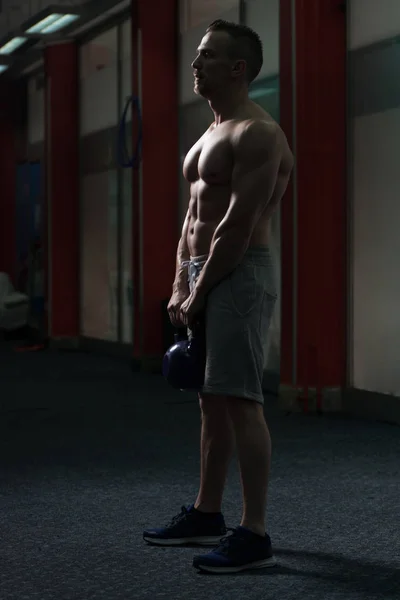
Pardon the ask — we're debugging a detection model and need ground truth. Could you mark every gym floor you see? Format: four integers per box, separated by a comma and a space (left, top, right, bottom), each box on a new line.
1, 344, 399, 599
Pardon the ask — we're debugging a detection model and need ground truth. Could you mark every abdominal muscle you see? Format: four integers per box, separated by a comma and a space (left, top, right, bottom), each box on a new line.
186, 180, 271, 258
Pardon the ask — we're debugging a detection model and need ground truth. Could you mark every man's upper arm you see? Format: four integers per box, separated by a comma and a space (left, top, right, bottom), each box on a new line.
215, 121, 282, 240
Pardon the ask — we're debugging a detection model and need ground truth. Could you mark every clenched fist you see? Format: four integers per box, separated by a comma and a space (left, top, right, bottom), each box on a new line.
167, 289, 190, 327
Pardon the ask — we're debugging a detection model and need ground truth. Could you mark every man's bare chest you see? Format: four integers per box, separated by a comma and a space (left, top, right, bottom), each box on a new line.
183, 129, 234, 186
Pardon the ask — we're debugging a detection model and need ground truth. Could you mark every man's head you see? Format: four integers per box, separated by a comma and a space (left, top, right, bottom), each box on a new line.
192, 20, 263, 99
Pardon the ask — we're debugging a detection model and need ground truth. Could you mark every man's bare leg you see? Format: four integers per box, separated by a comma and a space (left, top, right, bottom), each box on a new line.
194, 394, 236, 513
228, 398, 271, 537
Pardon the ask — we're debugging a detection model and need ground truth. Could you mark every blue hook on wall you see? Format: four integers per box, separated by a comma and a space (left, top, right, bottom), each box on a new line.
117, 95, 142, 169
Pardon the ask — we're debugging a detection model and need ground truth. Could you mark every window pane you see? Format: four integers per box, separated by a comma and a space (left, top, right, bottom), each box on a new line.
80, 28, 118, 135
246, 1, 280, 385
245, 0, 279, 80
121, 168, 133, 344
81, 171, 118, 341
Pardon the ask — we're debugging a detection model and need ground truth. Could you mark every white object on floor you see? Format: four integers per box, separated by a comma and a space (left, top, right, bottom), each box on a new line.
0, 272, 30, 331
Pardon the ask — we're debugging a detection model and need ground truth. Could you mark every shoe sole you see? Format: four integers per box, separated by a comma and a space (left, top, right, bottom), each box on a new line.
194, 556, 277, 574
143, 535, 224, 547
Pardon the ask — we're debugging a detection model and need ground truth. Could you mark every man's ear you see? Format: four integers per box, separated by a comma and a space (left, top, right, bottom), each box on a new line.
232, 59, 246, 78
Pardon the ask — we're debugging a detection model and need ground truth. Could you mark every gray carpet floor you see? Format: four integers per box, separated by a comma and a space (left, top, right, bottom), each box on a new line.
0, 346, 399, 599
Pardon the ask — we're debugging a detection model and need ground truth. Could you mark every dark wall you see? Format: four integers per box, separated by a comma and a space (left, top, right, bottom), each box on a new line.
28, 141, 44, 162
81, 126, 119, 174
26, 125, 119, 172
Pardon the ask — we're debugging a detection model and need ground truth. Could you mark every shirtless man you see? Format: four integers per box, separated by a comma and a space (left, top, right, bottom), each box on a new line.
143, 20, 293, 574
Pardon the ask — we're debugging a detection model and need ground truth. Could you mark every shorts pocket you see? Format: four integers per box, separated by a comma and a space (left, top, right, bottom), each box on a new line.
259, 289, 277, 333
229, 264, 259, 317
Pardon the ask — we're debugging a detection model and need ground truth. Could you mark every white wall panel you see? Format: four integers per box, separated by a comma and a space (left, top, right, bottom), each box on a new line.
27, 75, 44, 144
80, 67, 118, 135
349, 0, 400, 50
246, 0, 279, 78
181, 0, 239, 31
80, 27, 118, 135
352, 107, 400, 395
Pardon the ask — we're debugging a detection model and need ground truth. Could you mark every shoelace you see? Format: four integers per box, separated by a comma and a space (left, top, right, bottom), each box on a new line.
217, 528, 244, 555
168, 506, 191, 527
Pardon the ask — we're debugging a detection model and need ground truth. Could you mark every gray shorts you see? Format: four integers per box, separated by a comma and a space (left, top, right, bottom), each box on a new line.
187, 246, 277, 404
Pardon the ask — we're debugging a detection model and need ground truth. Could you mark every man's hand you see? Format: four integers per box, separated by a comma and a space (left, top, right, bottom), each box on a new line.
168, 289, 190, 327
180, 289, 206, 328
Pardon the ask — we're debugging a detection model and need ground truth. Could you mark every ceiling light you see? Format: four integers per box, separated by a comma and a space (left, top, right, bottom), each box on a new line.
41, 14, 80, 34
23, 5, 81, 36
27, 13, 79, 34
0, 36, 28, 55
0, 65, 9, 74
26, 14, 65, 34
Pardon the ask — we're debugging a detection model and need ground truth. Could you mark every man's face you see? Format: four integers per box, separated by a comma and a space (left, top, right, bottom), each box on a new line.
191, 31, 239, 99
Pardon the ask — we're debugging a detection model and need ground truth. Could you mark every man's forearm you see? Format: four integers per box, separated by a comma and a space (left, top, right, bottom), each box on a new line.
172, 235, 190, 293
193, 230, 249, 297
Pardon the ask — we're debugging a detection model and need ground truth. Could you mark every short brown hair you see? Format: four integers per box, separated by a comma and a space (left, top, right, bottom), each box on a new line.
206, 20, 263, 83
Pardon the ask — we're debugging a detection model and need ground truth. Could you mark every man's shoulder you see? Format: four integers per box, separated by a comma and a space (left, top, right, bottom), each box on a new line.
233, 118, 283, 159
237, 117, 282, 141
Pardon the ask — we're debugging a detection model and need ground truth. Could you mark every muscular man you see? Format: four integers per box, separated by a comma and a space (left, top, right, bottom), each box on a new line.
143, 20, 293, 574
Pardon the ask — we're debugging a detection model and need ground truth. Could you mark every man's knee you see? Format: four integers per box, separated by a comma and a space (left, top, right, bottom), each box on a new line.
227, 396, 265, 425
199, 393, 228, 416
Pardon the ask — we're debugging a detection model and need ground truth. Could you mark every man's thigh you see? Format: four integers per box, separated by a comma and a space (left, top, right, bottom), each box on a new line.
201, 269, 273, 405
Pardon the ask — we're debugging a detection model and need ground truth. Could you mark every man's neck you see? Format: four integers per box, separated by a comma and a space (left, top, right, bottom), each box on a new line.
209, 86, 249, 125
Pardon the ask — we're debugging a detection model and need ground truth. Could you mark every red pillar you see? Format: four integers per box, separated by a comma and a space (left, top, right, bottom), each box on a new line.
44, 42, 79, 342
0, 81, 17, 282
280, 0, 347, 411
132, 0, 179, 361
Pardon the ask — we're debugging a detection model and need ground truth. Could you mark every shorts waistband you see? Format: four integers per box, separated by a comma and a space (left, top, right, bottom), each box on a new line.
184, 245, 272, 268
189, 254, 208, 265
190, 245, 271, 259
244, 245, 271, 257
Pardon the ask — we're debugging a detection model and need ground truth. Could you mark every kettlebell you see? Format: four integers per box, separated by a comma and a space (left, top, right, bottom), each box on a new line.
162, 321, 206, 391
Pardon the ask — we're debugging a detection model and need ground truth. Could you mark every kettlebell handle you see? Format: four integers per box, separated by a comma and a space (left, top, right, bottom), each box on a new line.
174, 328, 188, 343
173, 314, 205, 343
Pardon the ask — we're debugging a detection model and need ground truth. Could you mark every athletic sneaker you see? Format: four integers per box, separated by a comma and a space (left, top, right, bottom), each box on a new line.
143, 505, 227, 546
192, 526, 277, 573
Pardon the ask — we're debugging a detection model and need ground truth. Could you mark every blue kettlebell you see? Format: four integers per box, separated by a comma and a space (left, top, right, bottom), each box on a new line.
162, 322, 206, 391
